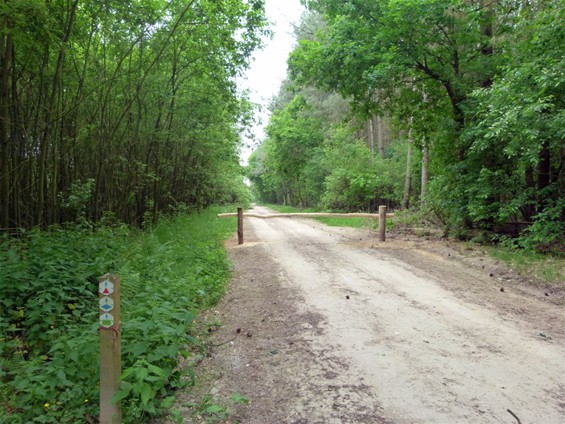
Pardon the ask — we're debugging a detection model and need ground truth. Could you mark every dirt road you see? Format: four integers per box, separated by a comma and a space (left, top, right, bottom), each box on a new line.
174, 206, 565, 423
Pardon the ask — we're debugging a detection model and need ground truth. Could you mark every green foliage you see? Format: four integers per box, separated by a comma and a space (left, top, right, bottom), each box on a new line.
322, 130, 377, 210
262, 203, 316, 214
253, 1, 564, 252
112, 207, 236, 423
511, 199, 565, 254
250, 110, 405, 212
0, 208, 237, 423
291, 0, 502, 119
60, 179, 96, 220
230, 392, 250, 405
322, 126, 403, 211
460, 3, 564, 246
0, 223, 130, 422
265, 95, 326, 207
180, 391, 249, 422
1, 0, 268, 229
182, 394, 230, 422
315, 216, 370, 228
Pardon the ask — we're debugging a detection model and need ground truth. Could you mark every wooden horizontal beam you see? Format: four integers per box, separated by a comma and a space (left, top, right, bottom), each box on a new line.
217, 212, 395, 219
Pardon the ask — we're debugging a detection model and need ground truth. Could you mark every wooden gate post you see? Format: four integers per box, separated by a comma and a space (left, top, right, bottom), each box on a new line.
99, 273, 121, 424
379, 205, 387, 242
237, 207, 244, 245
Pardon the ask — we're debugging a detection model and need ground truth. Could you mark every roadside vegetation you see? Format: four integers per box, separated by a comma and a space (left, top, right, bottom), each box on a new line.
487, 248, 565, 287
0, 207, 239, 423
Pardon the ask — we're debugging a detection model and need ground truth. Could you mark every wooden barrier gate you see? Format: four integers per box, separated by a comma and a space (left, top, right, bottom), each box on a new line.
218, 206, 394, 245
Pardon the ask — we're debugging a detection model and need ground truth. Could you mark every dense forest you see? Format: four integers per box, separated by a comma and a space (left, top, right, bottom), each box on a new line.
248, 0, 564, 252
0, 0, 267, 230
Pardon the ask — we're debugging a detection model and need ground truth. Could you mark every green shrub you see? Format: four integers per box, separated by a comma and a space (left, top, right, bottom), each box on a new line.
0, 223, 129, 423
0, 207, 236, 423
513, 199, 565, 254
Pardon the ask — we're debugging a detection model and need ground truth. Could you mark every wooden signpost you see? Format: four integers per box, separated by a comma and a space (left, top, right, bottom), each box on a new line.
99, 273, 121, 424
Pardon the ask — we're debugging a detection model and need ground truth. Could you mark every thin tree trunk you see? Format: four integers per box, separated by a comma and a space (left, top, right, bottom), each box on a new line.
420, 91, 429, 208
12, 71, 20, 226
402, 121, 414, 209
538, 141, 551, 190
377, 116, 386, 159
479, 0, 494, 88
0, 28, 12, 229
522, 165, 536, 220
421, 144, 429, 207
368, 117, 375, 161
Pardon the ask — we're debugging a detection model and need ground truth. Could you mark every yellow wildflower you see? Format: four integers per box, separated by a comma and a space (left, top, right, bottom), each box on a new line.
44, 403, 50, 408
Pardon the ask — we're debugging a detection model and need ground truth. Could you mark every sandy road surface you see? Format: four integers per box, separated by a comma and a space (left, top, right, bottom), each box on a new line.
166, 206, 565, 423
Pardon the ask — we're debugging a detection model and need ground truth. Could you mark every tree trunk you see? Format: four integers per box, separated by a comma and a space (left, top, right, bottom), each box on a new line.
421, 144, 429, 207
0, 29, 12, 229
479, 0, 494, 88
368, 117, 375, 161
402, 122, 413, 209
377, 116, 386, 159
537, 140, 551, 207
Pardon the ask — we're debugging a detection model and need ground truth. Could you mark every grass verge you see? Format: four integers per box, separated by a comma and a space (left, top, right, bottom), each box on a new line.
487, 247, 565, 286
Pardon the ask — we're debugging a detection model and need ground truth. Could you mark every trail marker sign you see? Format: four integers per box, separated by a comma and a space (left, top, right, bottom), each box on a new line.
99, 279, 114, 296
99, 313, 114, 328
99, 296, 114, 312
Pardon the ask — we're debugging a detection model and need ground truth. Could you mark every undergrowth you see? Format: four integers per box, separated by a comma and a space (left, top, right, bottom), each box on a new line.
0, 207, 237, 423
